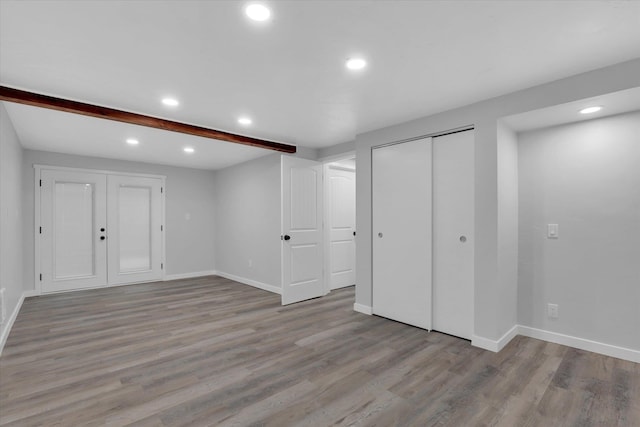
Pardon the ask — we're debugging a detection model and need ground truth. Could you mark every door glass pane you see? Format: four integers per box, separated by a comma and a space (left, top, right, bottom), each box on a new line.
54, 182, 95, 278
119, 186, 151, 272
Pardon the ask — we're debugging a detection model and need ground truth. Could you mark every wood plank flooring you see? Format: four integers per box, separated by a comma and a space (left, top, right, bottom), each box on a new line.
1, 276, 638, 426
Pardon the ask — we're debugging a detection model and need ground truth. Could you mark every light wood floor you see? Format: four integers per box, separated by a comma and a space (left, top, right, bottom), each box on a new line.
1, 276, 638, 426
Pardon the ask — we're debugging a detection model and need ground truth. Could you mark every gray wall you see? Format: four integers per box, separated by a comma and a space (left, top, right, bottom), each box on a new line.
22, 150, 216, 288
497, 122, 519, 333
0, 103, 24, 344
213, 149, 320, 289
518, 111, 640, 350
355, 58, 640, 342
214, 154, 282, 288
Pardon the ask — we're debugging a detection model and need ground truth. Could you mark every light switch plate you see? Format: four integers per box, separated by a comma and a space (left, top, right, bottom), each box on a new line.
547, 224, 559, 239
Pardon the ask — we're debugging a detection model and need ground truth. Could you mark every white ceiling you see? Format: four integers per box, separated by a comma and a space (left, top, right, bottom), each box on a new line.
1, 1, 640, 169
502, 87, 640, 133
2, 102, 272, 169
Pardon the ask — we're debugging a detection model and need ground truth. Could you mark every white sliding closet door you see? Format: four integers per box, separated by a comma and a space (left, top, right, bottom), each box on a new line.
432, 130, 474, 339
107, 175, 163, 285
372, 138, 432, 330
40, 170, 108, 293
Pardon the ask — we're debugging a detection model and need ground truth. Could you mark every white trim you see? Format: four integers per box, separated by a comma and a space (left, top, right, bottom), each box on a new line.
472, 324, 640, 363
34, 166, 41, 293
0, 292, 29, 356
353, 303, 372, 315
472, 324, 519, 352
34, 164, 166, 180
322, 163, 331, 296
519, 325, 640, 364
164, 270, 218, 281
215, 271, 281, 295
317, 150, 356, 163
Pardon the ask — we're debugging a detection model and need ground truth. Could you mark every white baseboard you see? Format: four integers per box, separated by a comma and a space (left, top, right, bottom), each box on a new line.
215, 271, 281, 295
518, 325, 640, 364
353, 303, 372, 315
472, 324, 640, 363
472, 324, 519, 352
164, 270, 218, 281
0, 291, 29, 356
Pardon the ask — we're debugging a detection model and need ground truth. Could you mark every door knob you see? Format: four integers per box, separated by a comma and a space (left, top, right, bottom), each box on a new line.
353, 231, 356, 236
100, 236, 106, 241
283, 235, 291, 241
378, 232, 383, 238
100, 227, 105, 232
460, 235, 467, 243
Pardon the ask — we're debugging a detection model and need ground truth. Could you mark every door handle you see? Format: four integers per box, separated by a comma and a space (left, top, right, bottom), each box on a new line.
460, 235, 467, 243
283, 235, 291, 241
100, 227, 105, 232
353, 231, 356, 236
100, 236, 106, 241
378, 232, 383, 238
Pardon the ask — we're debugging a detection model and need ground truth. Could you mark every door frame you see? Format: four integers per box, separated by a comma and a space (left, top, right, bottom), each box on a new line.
33, 164, 166, 295
322, 154, 356, 294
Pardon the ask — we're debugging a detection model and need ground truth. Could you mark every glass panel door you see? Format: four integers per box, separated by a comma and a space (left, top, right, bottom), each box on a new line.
107, 175, 163, 285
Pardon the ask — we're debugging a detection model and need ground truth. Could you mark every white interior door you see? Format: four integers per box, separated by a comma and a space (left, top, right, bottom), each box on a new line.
41, 170, 108, 292
107, 175, 163, 285
372, 138, 432, 330
326, 166, 356, 290
281, 155, 324, 305
433, 130, 475, 339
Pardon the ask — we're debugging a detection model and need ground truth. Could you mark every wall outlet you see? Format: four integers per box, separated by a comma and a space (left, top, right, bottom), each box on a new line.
547, 224, 559, 239
547, 303, 559, 319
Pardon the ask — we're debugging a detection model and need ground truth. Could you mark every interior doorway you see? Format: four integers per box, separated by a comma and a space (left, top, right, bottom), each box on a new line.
324, 157, 356, 292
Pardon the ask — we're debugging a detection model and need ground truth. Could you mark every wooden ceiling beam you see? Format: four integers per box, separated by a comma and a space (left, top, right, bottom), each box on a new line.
0, 85, 296, 154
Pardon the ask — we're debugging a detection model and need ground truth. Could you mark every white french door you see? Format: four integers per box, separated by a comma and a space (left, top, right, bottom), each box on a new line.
281, 155, 324, 305
39, 168, 164, 293
41, 170, 108, 292
372, 138, 433, 330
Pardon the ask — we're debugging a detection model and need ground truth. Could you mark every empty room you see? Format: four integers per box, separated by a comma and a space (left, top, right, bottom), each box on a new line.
0, 1, 639, 425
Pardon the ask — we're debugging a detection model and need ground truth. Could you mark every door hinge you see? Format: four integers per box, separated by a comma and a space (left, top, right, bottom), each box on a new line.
161, 225, 163, 231
39, 273, 42, 281
161, 263, 164, 270
161, 187, 163, 194
39, 179, 42, 187
39, 226, 42, 234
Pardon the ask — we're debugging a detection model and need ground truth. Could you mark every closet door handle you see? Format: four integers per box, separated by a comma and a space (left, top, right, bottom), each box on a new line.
283, 235, 291, 241
100, 236, 106, 241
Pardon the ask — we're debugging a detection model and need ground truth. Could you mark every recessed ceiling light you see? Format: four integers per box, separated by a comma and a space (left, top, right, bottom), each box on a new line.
580, 106, 602, 114
238, 117, 252, 125
245, 3, 271, 21
162, 97, 179, 107
346, 58, 367, 70
126, 138, 139, 145
183, 147, 195, 153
